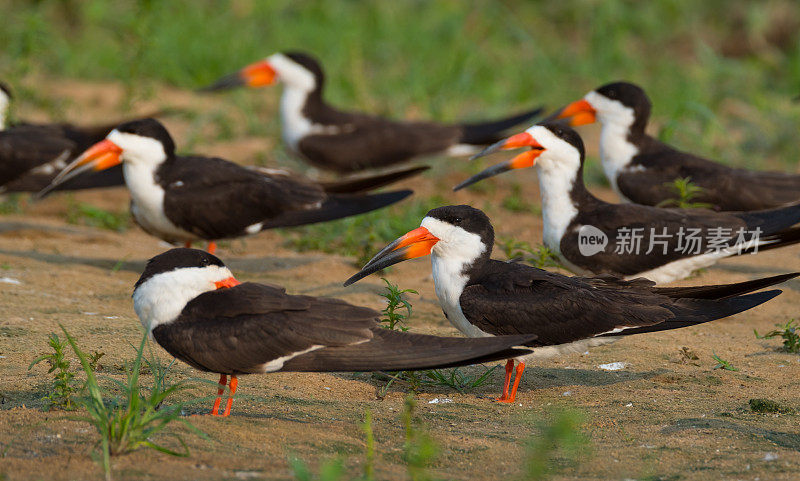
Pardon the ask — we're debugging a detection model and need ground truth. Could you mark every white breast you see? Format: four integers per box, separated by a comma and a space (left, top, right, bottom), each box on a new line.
598, 122, 639, 198
430, 254, 492, 338
535, 163, 579, 257
280, 88, 347, 151
123, 163, 197, 243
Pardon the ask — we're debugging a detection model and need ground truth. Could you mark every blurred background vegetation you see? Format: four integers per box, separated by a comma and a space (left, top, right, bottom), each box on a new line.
1, 0, 799, 172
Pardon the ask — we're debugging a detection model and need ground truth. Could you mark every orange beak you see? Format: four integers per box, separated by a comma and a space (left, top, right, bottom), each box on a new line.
214, 276, 241, 289
37, 139, 123, 198
454, 132, 544, 191
343, 226, 439, 286
201, 60, 277, 91
556, 99, 597, 126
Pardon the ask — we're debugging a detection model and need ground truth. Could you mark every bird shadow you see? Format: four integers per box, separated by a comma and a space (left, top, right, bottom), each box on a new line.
524, 366, 668, 389
662, 417, 800, 452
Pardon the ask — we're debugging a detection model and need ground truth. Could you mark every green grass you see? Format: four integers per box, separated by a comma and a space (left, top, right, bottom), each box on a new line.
712, 352, 739, 372
61, 326, 206, 481
374, 279, 499, 397
280, 196, 445, 266
2, 1, 800, 172
497, 237, 564, 269
65, 200, 131, 232
656, 177, 714, 209
28, 333, 78, 410
755, 319, 800, 353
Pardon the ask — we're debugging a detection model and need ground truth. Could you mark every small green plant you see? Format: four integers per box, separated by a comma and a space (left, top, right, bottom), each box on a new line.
289, 400, 437, 481
402, 396, 438, 481
28, 333, 78, 410
656, 177, 713, 209
61, 326, 205, 481
66, 202, 130, 232
711, 352, 739, 371
422, 366, 498, 394
498, 237, 563, 269
375, 280, 497, 397
522, 409, 589, 480
755, 319, 800, 353
380, 278, 417, 332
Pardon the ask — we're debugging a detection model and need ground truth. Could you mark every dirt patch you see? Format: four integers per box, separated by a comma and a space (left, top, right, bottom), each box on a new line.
1, 80, 799, 480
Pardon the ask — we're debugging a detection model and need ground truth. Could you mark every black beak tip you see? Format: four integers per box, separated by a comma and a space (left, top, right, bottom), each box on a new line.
198, 73, 245, 93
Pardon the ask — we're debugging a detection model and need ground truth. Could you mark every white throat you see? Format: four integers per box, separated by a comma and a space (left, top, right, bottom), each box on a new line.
108, 130, 195, 242
423, 217, 491, 338
133, 265, 233, 332
0, 92, 8, 130
585, 92, 639, 197
526, 126, 582, 255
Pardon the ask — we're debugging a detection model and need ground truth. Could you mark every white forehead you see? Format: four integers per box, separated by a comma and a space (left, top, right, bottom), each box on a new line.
267, 53, 316, 91
421, 216, 485, 258
584, 90, 634, 126
526, 125, 581, 162
107, 129, 167, 162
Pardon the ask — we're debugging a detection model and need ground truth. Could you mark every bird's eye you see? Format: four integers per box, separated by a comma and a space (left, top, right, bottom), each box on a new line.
201, 258, 210, 266
453, 217, 462, 224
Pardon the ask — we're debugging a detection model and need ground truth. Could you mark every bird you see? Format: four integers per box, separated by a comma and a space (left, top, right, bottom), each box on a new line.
555, 81, 800, 211
455, 122, 800, 283
0, 81, 128, 193
201, 51, 544, 173
39, 118, 422, 254
343, 204, 796, 403
133, 247, 536, 416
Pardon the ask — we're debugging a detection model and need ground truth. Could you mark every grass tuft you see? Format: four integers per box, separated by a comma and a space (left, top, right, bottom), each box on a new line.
28, 333, 78, 410
60, 326, 206, 481
66, 201, 131, 232
711, 352, 739, 371
498, 237, 563, 269
656, 177, 714, 209
522, 409, 589, 480
755, 319, 800, 353
375, 279, 497, 397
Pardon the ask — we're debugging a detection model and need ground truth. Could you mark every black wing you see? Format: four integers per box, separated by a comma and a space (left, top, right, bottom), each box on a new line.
297, 111, 461, 173
152, 283, 378, 374
0, 126, 75, 186
459, 260, 778, 346
159, 155, 327, 239
154, 282, 534, 374
560, 197, 800, 276
618, 137, 800, 211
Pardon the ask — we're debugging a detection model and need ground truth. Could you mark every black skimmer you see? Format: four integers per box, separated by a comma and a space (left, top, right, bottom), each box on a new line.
202, 52, 544, 173
344, 204, 796, 403
555, 81, 800, 211
39, 118, 420, 253
456, 122, 800, 283
134, 248, 535, 416
0, 81, 126, 193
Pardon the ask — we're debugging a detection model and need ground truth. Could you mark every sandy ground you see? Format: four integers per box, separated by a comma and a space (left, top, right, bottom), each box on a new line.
0, 80, 799, 480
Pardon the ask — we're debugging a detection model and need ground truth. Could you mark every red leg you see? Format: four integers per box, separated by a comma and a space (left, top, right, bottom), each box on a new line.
210, 374, 227, 415
207, 242, 217, 255
497, 362, 525, 404
222, 375, 238, 417
496, 359, 515, 401
184, 241, 192, 248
